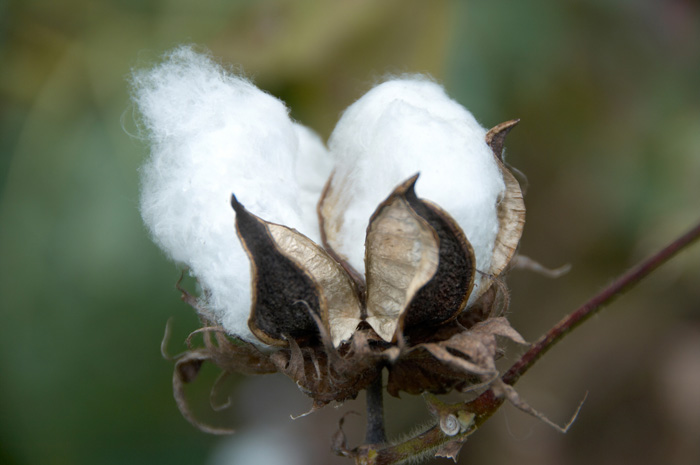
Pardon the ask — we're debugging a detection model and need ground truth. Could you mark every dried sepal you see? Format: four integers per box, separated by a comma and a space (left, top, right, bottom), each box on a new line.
510, 254, 571, 278
434, 438, 468, 463
386, 345, 478, 396
200, 326, 278, 375
387, 316, 526, 397
475, 120, 526, 300
365, 175, 476, 342
232, 194, 362, 347
170, 327, 276, 435
421, 317, 526, 381
317, 172, 367, 294
269, 329, 382, 407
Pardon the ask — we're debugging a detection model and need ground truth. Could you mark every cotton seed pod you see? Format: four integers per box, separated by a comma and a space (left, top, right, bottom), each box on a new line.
231, 194, 362, 347
365, 175, 475, 342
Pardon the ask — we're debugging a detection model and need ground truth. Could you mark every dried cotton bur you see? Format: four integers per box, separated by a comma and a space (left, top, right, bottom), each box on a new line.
132, 47, 581, 462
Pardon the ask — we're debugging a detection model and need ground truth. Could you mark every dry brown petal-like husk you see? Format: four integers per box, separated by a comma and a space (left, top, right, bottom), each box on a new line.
422, 317, 526, 378
365, 175, 475, 342
476, 120, 526, 300
317, 172, 367, 294
364, 175, 440, 341
387, 316, 526, 396
269, 332, 381, 407
232, 194, 362, 347
386, 345, 479, 396
171, 327, 276, 434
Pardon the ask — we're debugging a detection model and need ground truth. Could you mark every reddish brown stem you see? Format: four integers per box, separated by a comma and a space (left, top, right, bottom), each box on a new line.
503, 219, 700, 387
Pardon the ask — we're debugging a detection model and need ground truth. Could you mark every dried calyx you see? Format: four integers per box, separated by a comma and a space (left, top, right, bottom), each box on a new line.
169, 120, 527, 422
233, 120, 524, 351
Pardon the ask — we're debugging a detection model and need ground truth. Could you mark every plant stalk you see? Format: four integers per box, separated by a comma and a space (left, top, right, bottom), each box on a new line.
365, 370, 387, 445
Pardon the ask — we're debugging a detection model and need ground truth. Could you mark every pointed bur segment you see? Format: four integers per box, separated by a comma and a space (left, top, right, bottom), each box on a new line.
232, 194, 321, 346
399, 178, 475, 334
476, 120, 526, 300
365, 175, 475, 342
231, 194, 362, 347
485, 119, 520, 162
317, 173, 367, 296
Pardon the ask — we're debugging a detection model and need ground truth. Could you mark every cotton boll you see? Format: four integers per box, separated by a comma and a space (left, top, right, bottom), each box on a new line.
132, 47, 326, 344
327, 77, 505, 305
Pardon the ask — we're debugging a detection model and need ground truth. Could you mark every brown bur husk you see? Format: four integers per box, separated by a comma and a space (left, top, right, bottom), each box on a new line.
364, 175, 475, 343
168, 119, 532, 436
472, 119, 526, 303
232, 194, 362, 348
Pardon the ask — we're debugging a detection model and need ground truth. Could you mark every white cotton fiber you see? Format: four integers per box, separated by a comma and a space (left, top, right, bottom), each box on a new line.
131, 47, 331, 343
328, 77, 505, 306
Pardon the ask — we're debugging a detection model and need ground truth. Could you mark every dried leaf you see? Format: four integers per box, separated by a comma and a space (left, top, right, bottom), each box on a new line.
434, 438, 467, 462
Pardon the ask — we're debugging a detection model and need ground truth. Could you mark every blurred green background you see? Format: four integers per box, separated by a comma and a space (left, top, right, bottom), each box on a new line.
1, 1, 699, 464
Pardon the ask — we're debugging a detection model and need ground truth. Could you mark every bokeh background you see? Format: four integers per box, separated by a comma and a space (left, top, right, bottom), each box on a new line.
1, 1, 699, 464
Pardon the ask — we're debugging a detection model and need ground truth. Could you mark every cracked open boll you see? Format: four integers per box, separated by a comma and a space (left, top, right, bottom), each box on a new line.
132, 47, 527, 430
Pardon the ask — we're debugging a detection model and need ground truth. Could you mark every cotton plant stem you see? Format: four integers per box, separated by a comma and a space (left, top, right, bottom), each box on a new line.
365, 370, 388, 445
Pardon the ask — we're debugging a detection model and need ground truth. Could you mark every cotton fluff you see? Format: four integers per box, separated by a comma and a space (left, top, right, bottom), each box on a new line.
328, 77, 505, 305
131, 47, 331, 343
